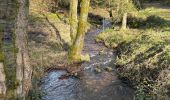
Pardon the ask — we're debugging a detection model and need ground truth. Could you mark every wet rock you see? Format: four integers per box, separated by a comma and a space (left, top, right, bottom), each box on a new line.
94, 66, 102, 73
105, 66, 113, 72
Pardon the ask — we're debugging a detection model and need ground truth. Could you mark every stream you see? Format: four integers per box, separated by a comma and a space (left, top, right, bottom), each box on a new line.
40, 20, 134, 100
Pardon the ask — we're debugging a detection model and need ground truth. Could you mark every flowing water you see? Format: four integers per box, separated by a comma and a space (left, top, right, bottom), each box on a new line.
40, 20, 134, 100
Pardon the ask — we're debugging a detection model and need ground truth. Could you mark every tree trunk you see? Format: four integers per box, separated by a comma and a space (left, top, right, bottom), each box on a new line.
69, 0, 78, 44
0, 1, 6, 97
1, 0, 19, 99
0, 63, 6, 97
15, 0, 32, 98
121, 12, 127, 30
68, 0, 90, 62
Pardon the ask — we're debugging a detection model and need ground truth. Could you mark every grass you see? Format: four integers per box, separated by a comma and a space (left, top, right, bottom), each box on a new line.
96, 28, 138, 48
28, 2, 71, 98
28, 3, 71, 68
96, 6, 170, 99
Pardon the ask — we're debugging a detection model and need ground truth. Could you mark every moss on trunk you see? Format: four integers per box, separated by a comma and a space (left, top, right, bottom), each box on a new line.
68, 0, 91, 63
0, 0, 20, 99
69, 0, 78, 44
15, 0, 32, 99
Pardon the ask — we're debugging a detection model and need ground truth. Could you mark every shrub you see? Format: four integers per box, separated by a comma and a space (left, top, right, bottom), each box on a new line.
127, 16, 145, 28
162, 1, 170, 6
145, 15, 168, 28
127, 15, 169, 29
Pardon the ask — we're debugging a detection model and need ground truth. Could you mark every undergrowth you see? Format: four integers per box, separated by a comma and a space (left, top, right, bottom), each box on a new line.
116, 30, 170, 99
96, 7, 170, 99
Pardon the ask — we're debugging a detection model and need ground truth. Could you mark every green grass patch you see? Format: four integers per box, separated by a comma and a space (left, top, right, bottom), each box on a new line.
45, 13, 60, 21
97, 29, 170, 98
96, 28, 138, 48
96, 7, 170, 97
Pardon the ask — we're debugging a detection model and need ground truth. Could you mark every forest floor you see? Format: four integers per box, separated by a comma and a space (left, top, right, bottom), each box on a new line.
28, 5, 133, 100
28, 12, 69, 70
28, 5, 112, 73
28, 1, 170, 99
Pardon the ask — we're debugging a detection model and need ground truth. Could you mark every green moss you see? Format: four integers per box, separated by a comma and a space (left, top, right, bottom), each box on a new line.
5, 90, 16, 100
3, 57, 18, 99
81, 54, 90, 62
0, 24, 5, 32
0, 93, 4, 99
29, 13, 45, 23
68, 49, 82, 63
0, 52, 4, 62
6, 1, 19, 21
14, 47, 19, 53
46, 13, 60, 21
164, 48, 170, 63
3, 2, 19, 99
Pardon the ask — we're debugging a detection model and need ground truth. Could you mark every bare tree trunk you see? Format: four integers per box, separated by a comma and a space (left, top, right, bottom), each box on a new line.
15, 0, 32, 98
121, 12, 127, 30
68, 0, 90, 62
69, 0, 78, 44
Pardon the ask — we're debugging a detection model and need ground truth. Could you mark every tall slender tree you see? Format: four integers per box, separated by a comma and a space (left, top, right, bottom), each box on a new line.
0, 0, 19, 99
0, 1, 7, 97
70, 0, 78, 44
121, 12, 128, 30
15, 0, 32, 98
69, 0, 91, 62
109, 0, 136, 29
121, 0, 129, 30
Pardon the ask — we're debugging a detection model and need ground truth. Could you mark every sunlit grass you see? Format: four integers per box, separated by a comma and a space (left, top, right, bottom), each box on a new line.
96, 6, 170, 98
138, 7, 170, 20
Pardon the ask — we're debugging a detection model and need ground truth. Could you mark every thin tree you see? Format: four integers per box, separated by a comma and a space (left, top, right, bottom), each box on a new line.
69, 0, 91, 62
120, 0, 136, 30
121, 12, 128, 30
109, 0, 135, 30
15, 0, 32, 98
70, 0, 78, 44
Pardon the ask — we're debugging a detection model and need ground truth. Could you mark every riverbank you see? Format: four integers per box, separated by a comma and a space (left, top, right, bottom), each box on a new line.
96, 4, 170, 99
